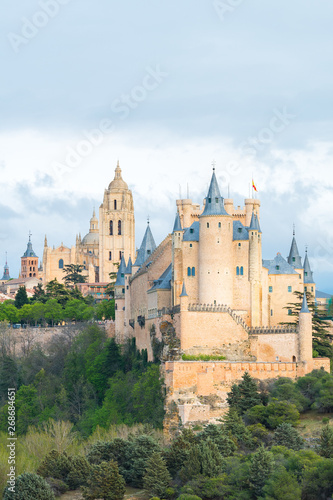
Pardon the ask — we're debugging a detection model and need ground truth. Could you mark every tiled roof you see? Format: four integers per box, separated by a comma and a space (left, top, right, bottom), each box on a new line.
262, 253, 298, 275
134, 223, 156, 267
288, 236, 302, 268
183, 221, 199, 242
148, 264, 172, 292
233, 221, 249, 241
201, 171, 228, 216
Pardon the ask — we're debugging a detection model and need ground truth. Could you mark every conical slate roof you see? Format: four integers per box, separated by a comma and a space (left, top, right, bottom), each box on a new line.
1, 256, 10, 281
288, 236, 302, 268
134, 223, 156, 267
22, 235, 38, 258
300, 292, 310, 313
303, 252, 314, 284
173, 213, 182, 232
201, 170, 228, 216
180, 281, 188, 297
249, 212, 261, 233
125, 256, 132, 275
115, 255, 126, 287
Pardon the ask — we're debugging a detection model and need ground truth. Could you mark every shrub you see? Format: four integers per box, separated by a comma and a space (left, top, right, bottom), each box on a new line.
82, 460, 125, 500
37, 450, 71, 483
181, 354, 225, 361
273, 423, 303, 451
67, 455, 92, 489
45, 477, 69, 496
2, 472, 55, 500
177, 495, 202, 500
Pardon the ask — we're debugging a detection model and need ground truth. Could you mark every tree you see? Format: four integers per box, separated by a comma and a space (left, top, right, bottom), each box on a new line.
44, 299, 63, 326
197, 424, 237, 457
19, 304, 34, 325
46, 279, 71, 306
318, 425, 333, 458
63, 264, 87, 287
31, 283, 47, 303
82, 460, 125, 500
15, 285, 29, 308
143, 452, 171, 497
180, 440, 224, 482
273, 423, 304, 450
248, 446, 274, 497
261, 466, 301, 500
2, 472, 55, 500
301, 459, 333, 500
226, 372, 262, 415
2, 302, 19, 324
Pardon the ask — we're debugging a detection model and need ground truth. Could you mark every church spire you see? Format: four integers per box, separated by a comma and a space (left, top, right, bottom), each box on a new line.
288, 227, 302, 268
22, 232, 38, 258
201, 169, 228, 216
1, 253, 10, 281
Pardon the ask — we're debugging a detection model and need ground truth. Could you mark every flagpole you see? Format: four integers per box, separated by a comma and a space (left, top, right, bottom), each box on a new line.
252, 173, 254, 198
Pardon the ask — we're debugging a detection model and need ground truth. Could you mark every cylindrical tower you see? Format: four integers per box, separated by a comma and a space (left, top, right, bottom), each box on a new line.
298, 293, 313, 365
248, 212, 262, 326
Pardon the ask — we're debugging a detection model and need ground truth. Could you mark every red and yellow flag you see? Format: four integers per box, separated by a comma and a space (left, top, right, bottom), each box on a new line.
252, 179, 258, 192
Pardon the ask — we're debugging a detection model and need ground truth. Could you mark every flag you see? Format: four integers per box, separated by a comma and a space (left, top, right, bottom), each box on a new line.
252, 179, 258, 192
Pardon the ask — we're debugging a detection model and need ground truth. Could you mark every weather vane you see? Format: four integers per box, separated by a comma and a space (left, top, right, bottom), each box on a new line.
211, 160, 216, 171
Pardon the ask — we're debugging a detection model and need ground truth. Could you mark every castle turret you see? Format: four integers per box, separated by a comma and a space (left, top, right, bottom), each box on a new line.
124, 255, 133, 335
298, 292, 313, 369
132, 221, 156, 273
114, 255, 126, 337
288, 228, 302, 269
303, 249, 315, 298
172, 212, 184, 306
248, 211, 262, 326
198, 169, 233, 305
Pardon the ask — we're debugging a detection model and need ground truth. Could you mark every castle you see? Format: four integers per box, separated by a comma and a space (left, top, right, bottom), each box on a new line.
42, 163, 330, 426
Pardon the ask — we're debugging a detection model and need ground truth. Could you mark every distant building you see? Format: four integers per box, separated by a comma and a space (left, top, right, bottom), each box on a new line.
1, 254, 10, 283
21, 233, 39, 279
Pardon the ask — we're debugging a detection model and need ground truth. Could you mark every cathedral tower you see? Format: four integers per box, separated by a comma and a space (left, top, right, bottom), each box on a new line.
99, 163, 135, 282
21, 233, 39, 278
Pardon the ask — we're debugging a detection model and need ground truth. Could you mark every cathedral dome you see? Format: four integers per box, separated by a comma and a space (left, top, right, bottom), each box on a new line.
82, 232, 99, 245
108, 162, 128, 191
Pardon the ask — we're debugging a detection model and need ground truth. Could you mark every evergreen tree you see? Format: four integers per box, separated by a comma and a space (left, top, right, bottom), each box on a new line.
180, 440, 224, 482
198, 424, 237, 457
261, 466, 301, 500
82, 460, 125, 500
318, 424, 333, 458
248, 445, 274, 497
272, 423, 304, 450
165, 428, 197, 477
15, 285, 29, 309
63, 264, 87, 287
226, 372, 262, 415
2, 472, 55, 500
221, 408, 253, 447
143, 452, 171, 497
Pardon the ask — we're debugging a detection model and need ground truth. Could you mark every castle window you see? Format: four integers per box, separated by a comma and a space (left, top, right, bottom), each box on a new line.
115, 304, 117, 310
236, 266, 240, 276
114, 200, 117, 210
190, 244, 192, 248
304, 286, 307, 291
207, 223, 209, 228
311, 286, 314, 292
305, 271, 308, 276
121, 273, 124, 278
208, 197, 211, 203
288, 309, 292, 315
83, 261, 86, 265
109, 220, 113, 235
218, 222, 221, 228
190, 228, 194, 234
238, 243, 241, 247
29, 273, 32, 277
58, 259, 64, 269
119, 251, 122, 260
240, 266, 244, 276
109, 251, 112, 260
187, 267, 191, 277
122, 288, 125, 294
215, 197, 219, 203
276, 265, 280, 270
288, 286, 292, 292
238, 227, 242, 233
292, 356, 296, 362
269, 286, 273, 293
292, 257, 295, 262
192, 267, 195, 276
271, 309, 273, 316
118, 220, 122, 235
147, 250, 151, 255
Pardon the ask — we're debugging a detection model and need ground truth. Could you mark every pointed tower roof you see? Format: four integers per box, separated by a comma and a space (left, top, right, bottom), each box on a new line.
303, 251, 314, 283
134, 223, 156, 267
173, 212, 182, 232
125, 256, 132, 275
44, 235, 48, 247
201, 170, 228, 216
22, 233, 38, 258
249, 212, 262, 232
180, 281, 188, 297
300, 292, 310, 313
288, 228, 302, 268
108, 161, 128, 191
115, 255, 126, 287
1, 253, 10, 281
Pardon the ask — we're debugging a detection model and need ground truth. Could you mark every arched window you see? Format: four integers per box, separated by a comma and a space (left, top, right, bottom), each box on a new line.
109, 220, 113, 235
114, 199, 117, 210
240, 266, 244, 276
192, 267, 195, 276
59, 259, 64, 269
292, 356, 296, 362
118, 220, 122, 235
187, 267, 191, 277
236, 266, 240, 276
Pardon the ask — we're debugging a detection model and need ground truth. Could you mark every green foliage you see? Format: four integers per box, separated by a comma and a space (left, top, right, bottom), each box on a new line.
245, 400, 300, 429
272, 423, 303, 450
318, 425, 333, 458
82, 460, 125, 500
181, 354, 226, 361
15, 286, 29, 309
95, 299, 115, 320
180, 440, 224, 482
143, 452, 171, 497
37, 449, 72, 482
226, 372, 262, 415
248, 446, 274, 497
63, 264, 87, 287
181, 475, 233, 499
221, 408, 254, 448
177, 495, 202, 500
301, 458, 333, 500
125, 435, 162, 487
2, 472, 55, 500
268, 376, 310, 412
165, 428, 197, 477
261, 466, 302, 500
197, 424, 237, 457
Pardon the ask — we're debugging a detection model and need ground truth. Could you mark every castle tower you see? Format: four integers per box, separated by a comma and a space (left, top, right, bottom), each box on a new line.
303, 249, 315, 298
114, 255, 126, 337
172, 212, 184, 306
132, 221, 156, 273
288, 228, 302, 269
99, 163, 135, 282
298, 292, 313, 368
21, 233, 39, 278
1, 253, 10, 281
248, 212, 262, 326
198, 169, 233, 305
124, 256, 133, 336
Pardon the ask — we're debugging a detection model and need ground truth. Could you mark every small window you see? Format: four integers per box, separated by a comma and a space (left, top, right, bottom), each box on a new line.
215, 197, 219, 203
238, 243, 241, 247
119, 251, 122, 260
207, 223, 209, 228
59, 259, 64, 269
147, 250, 151, 255
292, 257, 295, 262
121, 273, 124, 278
311, 286, 314, 292
190, 244, 193, 248
288, 309, 292, 315
238, 227, 242, 233
240, 266, 244, 276
187, 267, 191, 277
114, 199, 117, 210
122, 288, 125, 294
208, 197, 211, 203
218, 222, 221, 228
304, 286, 307, 291
190, 228, 194, 234
109, 220, 113, 235
271, 309, 273, 316
276, 265, 280, 270
236, 266, 240, 276
305, 271, 308, 276
192, 267, 195, 276
269, 286, 273, 293
109, 251, 112, 260
118, 220, 122, 235
292, 356, 296, 362
288, 286, 292, 292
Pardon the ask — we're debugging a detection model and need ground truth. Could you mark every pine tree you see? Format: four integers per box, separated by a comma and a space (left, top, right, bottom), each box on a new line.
143, 452, 171, 497
318, 424, 333, 458
226, 372, 262, 415
2, 472, 55, 500
248, 445, 274, 497
15, 285, 29, 309
82, 460, 125, 500
272, 422, 303, 450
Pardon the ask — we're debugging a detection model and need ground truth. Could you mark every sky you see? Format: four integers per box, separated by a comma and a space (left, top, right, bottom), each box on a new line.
1, 0, 333, 291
